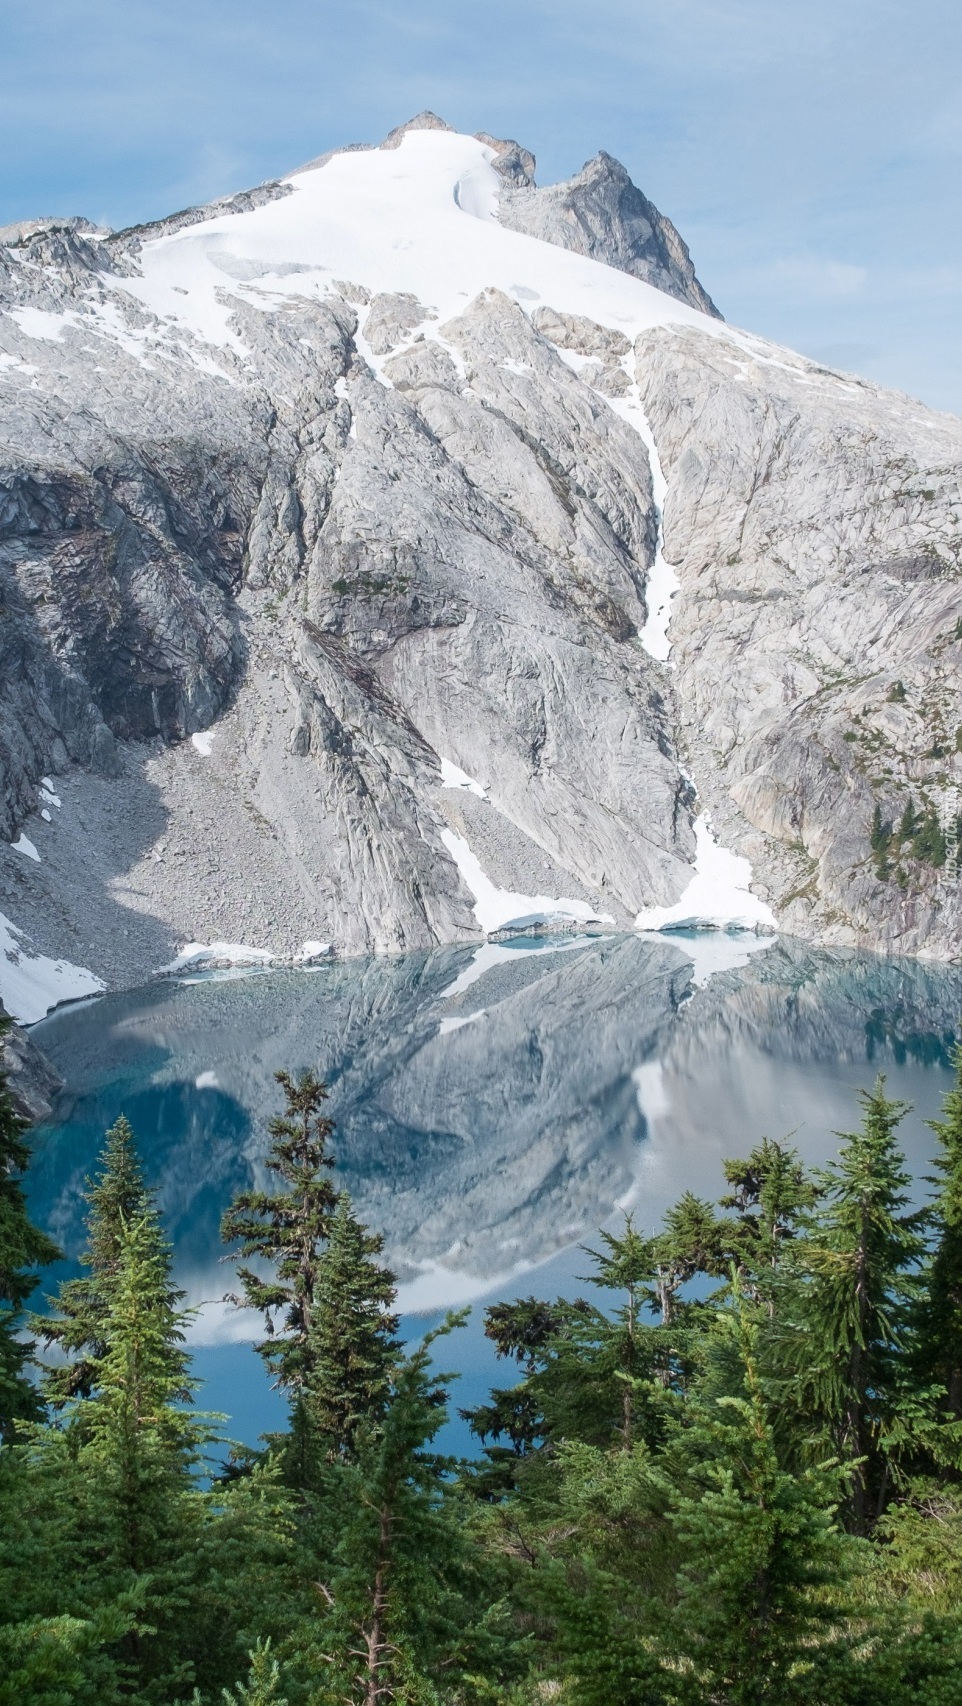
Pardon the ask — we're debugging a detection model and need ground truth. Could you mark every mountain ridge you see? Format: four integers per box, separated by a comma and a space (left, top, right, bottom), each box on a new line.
0, 117, 960, 1049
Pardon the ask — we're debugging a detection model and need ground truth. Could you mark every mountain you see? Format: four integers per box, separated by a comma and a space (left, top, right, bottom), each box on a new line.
1, 112, 961, 1035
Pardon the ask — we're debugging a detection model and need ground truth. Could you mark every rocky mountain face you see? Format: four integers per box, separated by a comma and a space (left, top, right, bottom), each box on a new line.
1, 114, 961, 1040
498, 149, 720, 318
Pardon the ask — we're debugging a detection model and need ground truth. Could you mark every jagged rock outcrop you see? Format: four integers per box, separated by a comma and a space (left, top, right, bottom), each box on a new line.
0, 1003, 61, 1121
0, 116, 960, 1031
498, 150, 721, 317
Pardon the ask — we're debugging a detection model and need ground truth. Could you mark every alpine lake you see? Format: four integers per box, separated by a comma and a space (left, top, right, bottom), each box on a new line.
24, 929, 962, 1456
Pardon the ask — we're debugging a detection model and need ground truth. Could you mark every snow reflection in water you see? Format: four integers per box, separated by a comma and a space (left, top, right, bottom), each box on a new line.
25, 931, 962, 1443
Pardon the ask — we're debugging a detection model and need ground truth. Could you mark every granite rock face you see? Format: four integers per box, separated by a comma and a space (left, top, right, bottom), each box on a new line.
498, 151, 721, 317
635, 323, 962, 958
0, 116, 961, 1031
0, 1005, 61, 1122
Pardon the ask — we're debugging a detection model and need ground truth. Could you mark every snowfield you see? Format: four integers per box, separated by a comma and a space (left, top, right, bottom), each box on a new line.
120, 130, 718, 359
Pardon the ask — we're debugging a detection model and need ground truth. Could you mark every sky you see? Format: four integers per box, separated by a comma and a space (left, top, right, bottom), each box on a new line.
2, 0, 961, 413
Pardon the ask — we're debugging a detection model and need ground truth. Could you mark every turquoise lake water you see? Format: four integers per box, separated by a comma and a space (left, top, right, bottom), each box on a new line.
24, 930, 962, 1455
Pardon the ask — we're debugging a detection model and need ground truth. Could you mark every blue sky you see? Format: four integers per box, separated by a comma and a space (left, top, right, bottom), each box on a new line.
3, 0, 961, 411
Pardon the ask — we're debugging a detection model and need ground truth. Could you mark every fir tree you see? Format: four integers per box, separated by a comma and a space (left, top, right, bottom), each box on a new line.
222, 1071, 338, 1401
719, 1137, 816, 1308
0, 1017, 60, 1438
36, 1113, 151, 1402
463, 1297, 565, 1483
304, 1192, 399, 1460
311, 1320, 474, 1706
222, 1639, 290, 1705
75, 1207, 215, 1699
650, 1191, 724, 1324
582, 1219, 659, 1443
917, 1042, 962, 1416
664, 1295, 863, 1703
467, 1226, 674, 1475
779, 1078, 925, 1532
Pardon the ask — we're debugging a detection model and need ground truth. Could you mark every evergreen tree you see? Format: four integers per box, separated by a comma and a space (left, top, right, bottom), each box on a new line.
222, 1639, 290, 1705
463, 1297, 565, 1484
75, 1206, 215, 1699
778, 1078, 925, 1532
718, 1137, 816, 1308
304, 1191, 399, 1460
0, 1169, 213, 1704
917, 1042, 962, 1417
467, 1225, 676, 1478
222, 1071, 338, 1400
36, 1113, 151, 1402
650, 1191, 724, 1324
663, 1296, 864, 1703
0, 1017, 60, 1438
305, 1320, 485, 1706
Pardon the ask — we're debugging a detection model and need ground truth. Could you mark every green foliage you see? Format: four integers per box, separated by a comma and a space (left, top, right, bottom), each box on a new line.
773, 1079, 926, 1530
304, 1191, 399, 1461
35, 1113, 152, 1403
871, 794, 950, 880
916, 1042, 962, 1419
15, 1064, 962, 1700
651, 1191, 724, 1324
221, 1070, 338, 1402
663, 1299, 863, 1702
221, 1640, 290, 1706
718, 1137, 816, 1304
0, 1017, 60, 1439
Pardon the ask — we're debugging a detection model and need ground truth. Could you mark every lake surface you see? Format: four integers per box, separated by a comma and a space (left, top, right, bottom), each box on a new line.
25, 929, 962, 1453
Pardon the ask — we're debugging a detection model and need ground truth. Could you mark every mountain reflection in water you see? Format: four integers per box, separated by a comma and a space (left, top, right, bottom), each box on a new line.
21, 932, 962, 1444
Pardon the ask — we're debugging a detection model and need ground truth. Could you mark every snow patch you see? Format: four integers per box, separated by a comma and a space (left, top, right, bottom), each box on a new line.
605, 375, 678, 663
440, 756, 486, 797
440, 826, 611, 934
439, 935, 595, 1000
191, 731, 215, 756
12, 834, 40, 863
295, 940, 332, 963
634, 815, 776, 933
6, 306, 79, 342
160, 940, 274, 973
159, 938, 330, 976
195, 1070, 220, 1090
0, 908, 105, 1024
437, 1008, 486, 1036
122, 129, 724, 361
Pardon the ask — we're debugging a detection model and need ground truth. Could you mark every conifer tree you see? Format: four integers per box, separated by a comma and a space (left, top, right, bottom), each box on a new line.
312, 1321, 474, 1706
664, 1296, 862, 1703
779, 1078, 924, 1532
719, 1137, 815, 1308
222, 1071, 338, 1399
650, 1191, 723, 1324
36, 1113, 151, 1402
468, 1225, 673, 1470
0, 1017, 60, 1438
72, 1204, 216, 1700
222, 1639, 290, 1705
304, 1191, 399, 1460
916, 1041, 962, 1416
